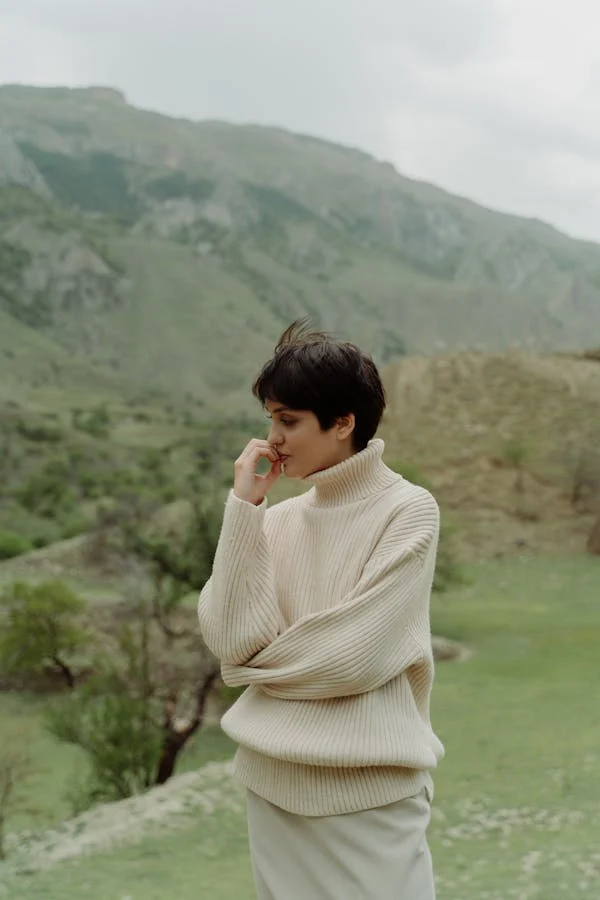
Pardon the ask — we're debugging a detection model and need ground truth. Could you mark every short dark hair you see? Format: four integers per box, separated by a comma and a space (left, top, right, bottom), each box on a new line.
252, 320, 386, 451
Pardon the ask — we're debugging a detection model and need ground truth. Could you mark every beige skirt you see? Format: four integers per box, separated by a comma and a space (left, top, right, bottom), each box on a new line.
246, 788, 435, 900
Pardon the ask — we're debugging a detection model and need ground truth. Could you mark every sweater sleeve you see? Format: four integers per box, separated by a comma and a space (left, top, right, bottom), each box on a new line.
197, 491, 284, 665
220, 495, 440, 699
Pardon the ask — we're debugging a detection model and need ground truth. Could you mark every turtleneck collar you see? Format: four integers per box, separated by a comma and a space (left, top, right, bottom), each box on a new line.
302, 439, 401, 507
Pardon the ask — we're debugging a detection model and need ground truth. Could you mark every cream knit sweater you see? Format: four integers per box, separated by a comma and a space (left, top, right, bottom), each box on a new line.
198, 439, 444, 816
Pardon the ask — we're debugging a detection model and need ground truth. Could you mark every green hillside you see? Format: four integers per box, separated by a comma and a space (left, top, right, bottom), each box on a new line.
2, 84, 600, 408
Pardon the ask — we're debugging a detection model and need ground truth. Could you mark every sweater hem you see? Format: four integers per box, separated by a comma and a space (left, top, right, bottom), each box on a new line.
233, 746, 433, 817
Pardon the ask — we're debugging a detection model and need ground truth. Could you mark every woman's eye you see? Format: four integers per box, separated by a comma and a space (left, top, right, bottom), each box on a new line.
281, 418, 295, 427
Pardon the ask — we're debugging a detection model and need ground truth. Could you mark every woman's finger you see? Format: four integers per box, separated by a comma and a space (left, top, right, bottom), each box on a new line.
237, 439, 276, 462
235, 444, 278, 469
266, 458, 282, 485
255, 458, 282, 486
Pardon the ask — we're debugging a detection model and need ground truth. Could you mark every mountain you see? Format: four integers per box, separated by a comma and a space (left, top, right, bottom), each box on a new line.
1, 83, 600, 407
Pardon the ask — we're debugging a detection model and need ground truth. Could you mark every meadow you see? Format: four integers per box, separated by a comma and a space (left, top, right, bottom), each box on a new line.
0, 554, 598, 899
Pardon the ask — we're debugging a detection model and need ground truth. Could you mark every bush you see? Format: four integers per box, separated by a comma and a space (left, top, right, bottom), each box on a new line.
46, 605, 219, 807
57, 512, 93, 540
0, 531, 33, 560
72, 405, 111, 438
0, 580, 89, 688
46, 687, 162, 805
17, 465, 78, 518
432, 520, 466, 594
0, 503, 63, 550
16, 419, 63, 443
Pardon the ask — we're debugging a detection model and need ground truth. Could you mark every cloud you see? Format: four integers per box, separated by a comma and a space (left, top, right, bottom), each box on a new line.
1, 0, 600, 241
376, 0, 600, 240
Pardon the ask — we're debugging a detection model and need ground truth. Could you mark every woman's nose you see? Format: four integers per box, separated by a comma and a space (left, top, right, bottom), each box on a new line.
267, 423, 282, 445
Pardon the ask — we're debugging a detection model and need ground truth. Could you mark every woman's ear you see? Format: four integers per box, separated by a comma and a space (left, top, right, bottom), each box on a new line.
336, 413, 356, 440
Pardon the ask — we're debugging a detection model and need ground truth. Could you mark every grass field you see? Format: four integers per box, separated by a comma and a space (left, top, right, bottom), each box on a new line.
1, 554, 599, 899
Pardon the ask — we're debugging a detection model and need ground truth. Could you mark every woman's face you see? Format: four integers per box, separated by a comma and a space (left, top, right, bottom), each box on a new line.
265, 399, 354, 479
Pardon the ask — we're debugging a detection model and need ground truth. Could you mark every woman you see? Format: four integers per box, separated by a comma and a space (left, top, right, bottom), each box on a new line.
198, 321, 444, 899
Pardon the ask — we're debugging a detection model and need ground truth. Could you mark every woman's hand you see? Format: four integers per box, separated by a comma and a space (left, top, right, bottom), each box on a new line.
233, 439, 282, 506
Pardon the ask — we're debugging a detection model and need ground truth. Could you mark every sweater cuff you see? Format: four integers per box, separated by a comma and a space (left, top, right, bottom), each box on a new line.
229, 490, 268, 511
220, 490, 267, 551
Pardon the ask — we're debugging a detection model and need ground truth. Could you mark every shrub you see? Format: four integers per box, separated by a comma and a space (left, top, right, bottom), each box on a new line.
72, 405, 111, 438
17, 465, 78, 518
46, 687, 163, 804
46, 604, 219, 808
16, 419, 63, 443
431, 520, 466, 594
0, 531, 33, 560
0, 580, 89, 688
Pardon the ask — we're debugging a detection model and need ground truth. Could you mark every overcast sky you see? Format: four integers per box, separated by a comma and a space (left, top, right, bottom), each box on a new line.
2, 0, 600, 242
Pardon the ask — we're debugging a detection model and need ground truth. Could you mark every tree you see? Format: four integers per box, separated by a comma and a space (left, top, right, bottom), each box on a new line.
46, 592, 219, 806
0, 580, 89, 689
155, 665, 219, 784
88, 468, 223, 640
45, 440, 228, 808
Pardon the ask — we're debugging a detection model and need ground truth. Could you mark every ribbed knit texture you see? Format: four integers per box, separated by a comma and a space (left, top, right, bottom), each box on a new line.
198, 439, 444, 816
